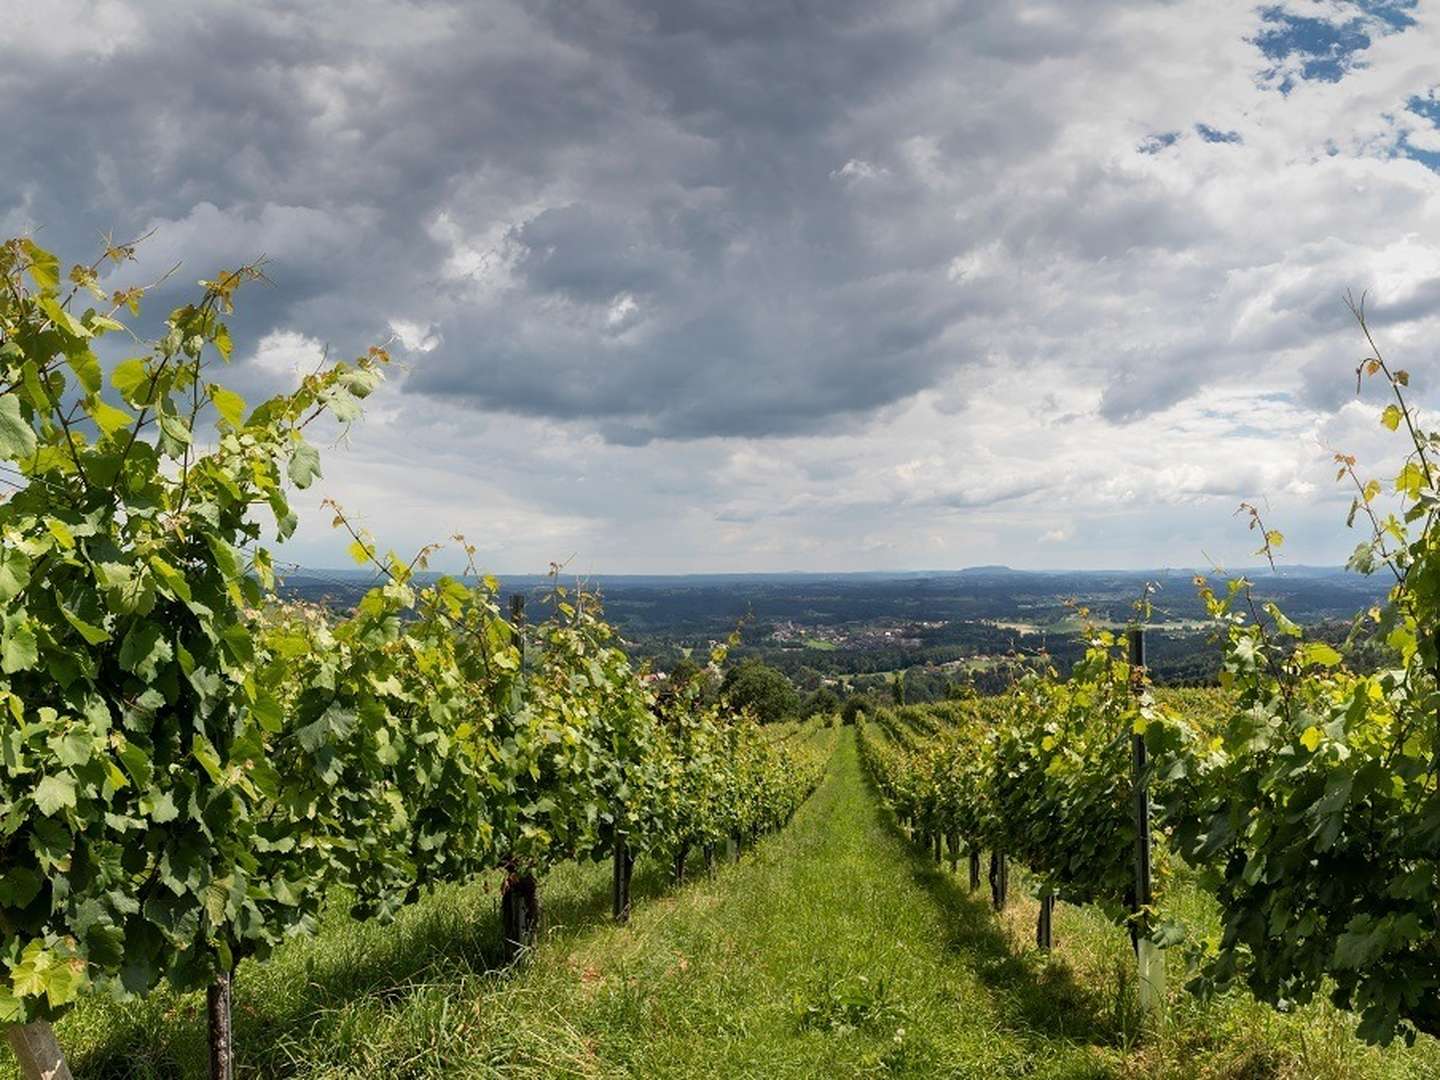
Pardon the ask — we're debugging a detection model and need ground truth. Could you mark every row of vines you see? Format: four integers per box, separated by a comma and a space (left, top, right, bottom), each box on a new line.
862, 303, 1440, 1049
0, 238, 833, 1078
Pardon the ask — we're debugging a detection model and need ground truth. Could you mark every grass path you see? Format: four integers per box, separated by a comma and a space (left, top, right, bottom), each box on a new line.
14, 729, 1440, 1077
484, 727, 1118, 1079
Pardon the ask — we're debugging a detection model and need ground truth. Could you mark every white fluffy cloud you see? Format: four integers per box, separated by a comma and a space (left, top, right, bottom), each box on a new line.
3, 0, 1439, 571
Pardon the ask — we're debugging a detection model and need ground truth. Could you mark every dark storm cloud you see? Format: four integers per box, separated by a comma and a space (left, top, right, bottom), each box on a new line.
4, 0, 1434, 455
0, 0, 1124, 442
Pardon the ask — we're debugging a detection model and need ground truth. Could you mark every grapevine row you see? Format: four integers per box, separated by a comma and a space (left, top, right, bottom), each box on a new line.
0, 238, 833, 1078
861, 300, 1440, 1048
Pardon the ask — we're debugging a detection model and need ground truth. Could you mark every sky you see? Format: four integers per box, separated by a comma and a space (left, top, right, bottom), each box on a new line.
4, 0, 1440, 574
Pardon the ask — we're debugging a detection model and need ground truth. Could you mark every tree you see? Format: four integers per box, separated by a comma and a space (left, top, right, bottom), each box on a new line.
945, 679, 976, 701
841, 694, 872, 726
802, 686, 840, 718
791, 665, 823, 693
667, 656, 704, 691
720, 659, 799, 724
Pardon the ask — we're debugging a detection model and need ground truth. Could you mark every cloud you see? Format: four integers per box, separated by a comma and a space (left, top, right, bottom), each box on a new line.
4, 0, 1440, 570
250, 330, 326, 379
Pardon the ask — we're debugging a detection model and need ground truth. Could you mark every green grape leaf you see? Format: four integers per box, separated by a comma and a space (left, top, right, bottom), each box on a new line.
33, 773, 77, 816
287, 440, 322, 488
0, 393, 37, 461
110, 357, 151, 402
0, 549, 32, 603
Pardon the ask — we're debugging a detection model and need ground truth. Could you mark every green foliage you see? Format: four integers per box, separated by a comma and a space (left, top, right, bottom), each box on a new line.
0, 237, 389, 1022
719, 659, 799, 725
1155, 316, 1440, 1048
801, 686, 839, 718
796, 968, 906, 1034
859, 308, 1440, 1049
0, 237, 829, 1040
664, 657, 705, 695
840, 695, 870, 726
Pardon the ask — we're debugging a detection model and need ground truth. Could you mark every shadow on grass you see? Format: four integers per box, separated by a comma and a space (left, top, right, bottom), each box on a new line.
65, 856, 681, 1079
861, 782, 1125, 1049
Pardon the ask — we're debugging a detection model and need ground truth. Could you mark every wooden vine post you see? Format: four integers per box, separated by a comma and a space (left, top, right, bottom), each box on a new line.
501, 870, 541, 960
968, 848, 982, 891
1036, 893, 1055, 950
947, 829, 960, 874
612, 823, 634, 923
4, 1022, 73, 1080
673, 844, 689, 885
207, 967, 234, 1080
501, 594, 541, 960
1128, 627, 1166, 1015
989, 851, 1008, 911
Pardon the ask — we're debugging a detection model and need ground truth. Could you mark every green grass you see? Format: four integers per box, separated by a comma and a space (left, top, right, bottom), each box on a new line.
10, 730, 1440, 1077
801, 638, 838, 651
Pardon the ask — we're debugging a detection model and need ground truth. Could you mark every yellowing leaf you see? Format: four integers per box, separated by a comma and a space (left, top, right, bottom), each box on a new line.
1300, 726, 1322, 752
45, 517, 74, 549
110, 357, 150, 402
38, 296, 90, 340
208, 385, 247, 428
87, 397, 133, 440
20, 239, 59, 293
1300, 641, 1343, 667
1381, 404, 1402, 431
1396, 462, 1426, 498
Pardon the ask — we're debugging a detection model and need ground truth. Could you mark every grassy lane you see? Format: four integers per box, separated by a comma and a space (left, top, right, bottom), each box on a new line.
16, 727, 1439, 1077
478, 726, 1122, 1079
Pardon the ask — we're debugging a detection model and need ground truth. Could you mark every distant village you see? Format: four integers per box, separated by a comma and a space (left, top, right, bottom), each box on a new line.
767, 618, 950, 651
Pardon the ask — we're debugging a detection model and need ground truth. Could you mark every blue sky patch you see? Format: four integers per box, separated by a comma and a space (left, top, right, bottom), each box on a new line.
1398, 91, 1440, 170
1409, 93, 1440, 124
1354, 0, 1419, 31
1196, 123, 1242, 143
1252, 1, 1416, 91
1138, 131, 1181, 154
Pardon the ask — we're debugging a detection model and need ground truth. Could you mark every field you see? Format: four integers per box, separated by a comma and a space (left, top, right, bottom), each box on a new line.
6, 726, 1435, 1078
6, 238, 1440, 1080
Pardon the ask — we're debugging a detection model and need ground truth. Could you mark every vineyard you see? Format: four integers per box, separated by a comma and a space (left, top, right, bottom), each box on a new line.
859, 606, 1440, 1057
0, 240, 833, 1078
854, 304, 1440, 1061
6, 238, 1440, 1078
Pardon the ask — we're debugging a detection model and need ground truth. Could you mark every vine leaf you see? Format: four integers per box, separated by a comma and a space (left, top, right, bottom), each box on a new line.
0, 393, 36, 460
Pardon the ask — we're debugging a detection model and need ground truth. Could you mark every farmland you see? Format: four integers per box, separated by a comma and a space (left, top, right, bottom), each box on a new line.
4, 238, 1440, 1079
